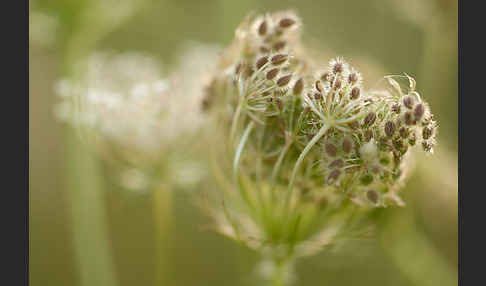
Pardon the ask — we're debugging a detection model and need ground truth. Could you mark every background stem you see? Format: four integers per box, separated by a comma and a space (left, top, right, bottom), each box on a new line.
64, 129, 119, 286
153, 183, 173, 286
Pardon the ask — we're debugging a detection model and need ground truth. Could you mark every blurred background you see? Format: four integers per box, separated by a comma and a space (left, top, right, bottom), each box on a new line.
29, 0, 457, 285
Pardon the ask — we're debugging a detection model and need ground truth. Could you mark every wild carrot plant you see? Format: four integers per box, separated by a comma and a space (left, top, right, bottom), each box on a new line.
201, 11, 437, 286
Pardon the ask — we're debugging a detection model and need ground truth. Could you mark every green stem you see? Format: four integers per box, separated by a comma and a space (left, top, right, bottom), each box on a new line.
64, 129, 119, 286
271, 141, 292, 183
153, 183, 173, 286
233, 121, 255, 175
286, 124, 330, 206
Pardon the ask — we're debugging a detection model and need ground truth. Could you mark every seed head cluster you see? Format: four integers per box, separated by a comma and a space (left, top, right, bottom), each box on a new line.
205, 11, 437, 209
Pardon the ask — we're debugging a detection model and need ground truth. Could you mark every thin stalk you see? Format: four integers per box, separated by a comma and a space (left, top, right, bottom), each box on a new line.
271, 140, 292, 183
64, 129, 119, 286
233, 121, 255, 175
153, 183, 173, 286
230, 97, 245, 142
287, 124, 330, 205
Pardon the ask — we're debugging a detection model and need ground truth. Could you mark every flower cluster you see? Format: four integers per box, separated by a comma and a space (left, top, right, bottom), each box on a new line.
202, 11, 438, 265
55, 45, 219, 190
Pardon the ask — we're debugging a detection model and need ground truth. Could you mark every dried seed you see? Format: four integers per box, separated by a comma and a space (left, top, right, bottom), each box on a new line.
258, 20, 267, 36
293, 78, 304, 95
342, 138, 352, 153
271, 54, 288, 65
266, 68, 280, 80
325, 143, 338, 157
351, 87, 360, 99
384, 121, 396, 137
279, 18, 296, 28
277, 74, 292, 86
255, 56, 268, 69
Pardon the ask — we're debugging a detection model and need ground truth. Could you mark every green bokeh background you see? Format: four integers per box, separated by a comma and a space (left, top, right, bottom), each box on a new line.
30, 0, 457, 285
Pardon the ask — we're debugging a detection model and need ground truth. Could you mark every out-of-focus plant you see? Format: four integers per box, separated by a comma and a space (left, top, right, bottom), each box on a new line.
55, 43, 220, 285
201, 11, 438, 286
